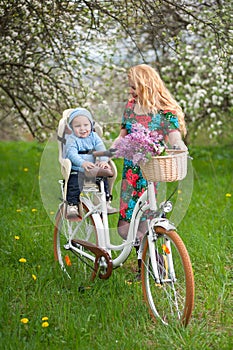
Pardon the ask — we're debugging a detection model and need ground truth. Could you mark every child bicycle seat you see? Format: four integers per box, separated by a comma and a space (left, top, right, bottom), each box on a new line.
57, 108, 117, 201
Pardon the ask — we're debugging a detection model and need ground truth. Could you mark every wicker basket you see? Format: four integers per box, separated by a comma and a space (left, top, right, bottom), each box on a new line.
140, 150, 188, 182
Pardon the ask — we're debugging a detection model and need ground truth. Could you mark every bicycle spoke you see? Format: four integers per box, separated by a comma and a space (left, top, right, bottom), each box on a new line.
141, 228, 194, 326
54, 203, 98, 282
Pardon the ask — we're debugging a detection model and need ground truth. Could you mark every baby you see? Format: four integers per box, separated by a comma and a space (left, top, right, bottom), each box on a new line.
65, 107, 113, 219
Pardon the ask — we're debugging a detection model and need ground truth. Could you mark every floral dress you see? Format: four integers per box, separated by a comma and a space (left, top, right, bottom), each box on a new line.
119, 98, 180, 222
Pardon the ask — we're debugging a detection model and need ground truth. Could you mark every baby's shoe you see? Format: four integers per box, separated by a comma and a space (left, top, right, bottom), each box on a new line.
67, 204, 82, 220
106, 202, 118, 214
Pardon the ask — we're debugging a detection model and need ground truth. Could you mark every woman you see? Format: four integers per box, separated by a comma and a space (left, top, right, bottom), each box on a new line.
113, 64, 188, 241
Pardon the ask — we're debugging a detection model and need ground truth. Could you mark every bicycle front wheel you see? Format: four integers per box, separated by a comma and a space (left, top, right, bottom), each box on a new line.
54, 203, 98, 281
141, 227, 194, 326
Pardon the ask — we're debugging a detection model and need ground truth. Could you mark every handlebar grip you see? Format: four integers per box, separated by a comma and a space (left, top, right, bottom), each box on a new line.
92, 148, 117, 158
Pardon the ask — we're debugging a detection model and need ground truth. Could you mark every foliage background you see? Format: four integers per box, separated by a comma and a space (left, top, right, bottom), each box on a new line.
0, 0, 232, 143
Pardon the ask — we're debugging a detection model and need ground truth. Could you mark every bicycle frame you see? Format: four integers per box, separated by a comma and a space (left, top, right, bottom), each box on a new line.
63, 178, 178, 272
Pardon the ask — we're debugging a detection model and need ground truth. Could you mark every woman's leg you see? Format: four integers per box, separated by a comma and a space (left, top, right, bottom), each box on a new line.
117, 219, 147, 241
118, 219, 130, 240
118, 218, 147, 280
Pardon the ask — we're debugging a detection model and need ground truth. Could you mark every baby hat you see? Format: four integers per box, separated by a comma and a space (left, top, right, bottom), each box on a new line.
68, 108, 94, 129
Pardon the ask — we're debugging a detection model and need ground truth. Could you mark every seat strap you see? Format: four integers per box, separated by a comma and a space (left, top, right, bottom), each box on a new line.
78, 149, 94, 154
57, 135, 66, 144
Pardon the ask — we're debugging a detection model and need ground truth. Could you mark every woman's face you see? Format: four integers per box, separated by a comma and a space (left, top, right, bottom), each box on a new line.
128, 79, 138, 99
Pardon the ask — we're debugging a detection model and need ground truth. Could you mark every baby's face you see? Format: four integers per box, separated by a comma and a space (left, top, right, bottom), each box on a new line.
72, 115, 91, 138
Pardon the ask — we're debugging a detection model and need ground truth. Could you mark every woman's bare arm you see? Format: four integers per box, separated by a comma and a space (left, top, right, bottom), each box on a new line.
168, 130, 188, 151
111, 128, 128, 148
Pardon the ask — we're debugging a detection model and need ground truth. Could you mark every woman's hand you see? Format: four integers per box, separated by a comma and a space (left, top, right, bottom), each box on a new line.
111, 128, 127, 148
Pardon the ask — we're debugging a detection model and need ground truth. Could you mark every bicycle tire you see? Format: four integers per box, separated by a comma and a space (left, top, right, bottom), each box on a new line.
54, 202, 99, 281
141, 227, 194, 326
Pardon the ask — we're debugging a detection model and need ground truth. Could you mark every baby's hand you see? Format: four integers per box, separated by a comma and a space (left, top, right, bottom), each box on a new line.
82, 161, 95, 171
95, 161, 110, 169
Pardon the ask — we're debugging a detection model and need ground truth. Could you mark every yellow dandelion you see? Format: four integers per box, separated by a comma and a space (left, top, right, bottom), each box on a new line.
16, 209, 22, 212
125, 280, 132, 285
42, 316, 48, 321
42, 321, 49, 328
19, 258, 27, 263
178, 189, 182, 194
32, 274, 37, 281
15, 235, 20, 240
23, 168, 28, 172
50, 211, 54, 215
31, 208, 37, 212
20, 318, 29, 324
225, 193, 231, 198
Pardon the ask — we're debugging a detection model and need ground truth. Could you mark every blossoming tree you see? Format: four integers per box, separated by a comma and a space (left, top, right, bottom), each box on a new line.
0, 0, 232, 142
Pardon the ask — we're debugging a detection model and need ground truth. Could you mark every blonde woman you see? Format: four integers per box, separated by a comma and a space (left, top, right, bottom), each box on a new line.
113, 64, 187, 246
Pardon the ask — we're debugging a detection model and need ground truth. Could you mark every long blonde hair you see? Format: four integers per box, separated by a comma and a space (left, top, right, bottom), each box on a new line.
128, 64, 186, 135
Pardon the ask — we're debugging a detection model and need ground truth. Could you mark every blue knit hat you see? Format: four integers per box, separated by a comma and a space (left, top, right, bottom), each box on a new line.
68, 108, 94, 129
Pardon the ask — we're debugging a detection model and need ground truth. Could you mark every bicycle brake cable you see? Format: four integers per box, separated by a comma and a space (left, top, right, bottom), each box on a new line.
165, 184, 179, 203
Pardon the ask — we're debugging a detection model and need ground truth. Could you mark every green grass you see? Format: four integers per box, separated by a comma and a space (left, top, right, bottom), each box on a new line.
0, 141, 232, 350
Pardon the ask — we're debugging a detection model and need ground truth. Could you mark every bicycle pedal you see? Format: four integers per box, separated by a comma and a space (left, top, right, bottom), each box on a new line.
78, 286, 92, 293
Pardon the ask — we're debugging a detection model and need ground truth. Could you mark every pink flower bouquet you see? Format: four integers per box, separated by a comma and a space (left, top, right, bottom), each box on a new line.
114, 123, 167, 165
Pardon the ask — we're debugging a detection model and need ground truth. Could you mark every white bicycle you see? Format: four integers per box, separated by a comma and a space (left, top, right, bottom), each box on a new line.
54, 147, 195, 326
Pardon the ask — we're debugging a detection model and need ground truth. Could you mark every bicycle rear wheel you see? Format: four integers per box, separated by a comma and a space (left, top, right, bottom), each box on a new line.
141, 227, 194, 326
54, 203, 98, 281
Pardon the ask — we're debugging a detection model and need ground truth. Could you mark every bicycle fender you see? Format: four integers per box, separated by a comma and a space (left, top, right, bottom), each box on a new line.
150, 218, 176, 231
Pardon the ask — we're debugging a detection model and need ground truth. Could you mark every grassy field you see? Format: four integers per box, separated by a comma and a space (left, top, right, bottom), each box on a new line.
0, 141, 232, 350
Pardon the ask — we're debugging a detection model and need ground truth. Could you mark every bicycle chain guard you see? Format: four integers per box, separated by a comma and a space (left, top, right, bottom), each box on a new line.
71, 239, 113, 280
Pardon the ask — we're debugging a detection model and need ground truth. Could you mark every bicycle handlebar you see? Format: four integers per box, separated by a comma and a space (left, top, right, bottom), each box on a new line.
92, 148, 117, 158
